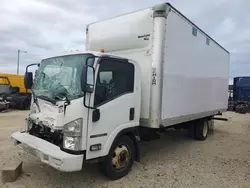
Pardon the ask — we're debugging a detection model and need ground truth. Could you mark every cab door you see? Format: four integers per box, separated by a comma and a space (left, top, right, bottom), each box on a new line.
86, 57, 140, 160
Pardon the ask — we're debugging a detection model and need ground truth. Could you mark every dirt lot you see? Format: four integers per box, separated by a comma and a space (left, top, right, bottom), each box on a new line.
0, 111, 249, 188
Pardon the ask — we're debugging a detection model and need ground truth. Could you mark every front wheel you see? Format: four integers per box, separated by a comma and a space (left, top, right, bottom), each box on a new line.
99, 135, 135, 180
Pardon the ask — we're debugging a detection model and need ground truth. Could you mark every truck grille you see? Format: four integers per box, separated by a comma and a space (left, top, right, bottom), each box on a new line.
29, 123, 63, 147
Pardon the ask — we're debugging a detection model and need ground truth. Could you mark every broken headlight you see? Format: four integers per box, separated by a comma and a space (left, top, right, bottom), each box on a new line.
63, 118, 82, 151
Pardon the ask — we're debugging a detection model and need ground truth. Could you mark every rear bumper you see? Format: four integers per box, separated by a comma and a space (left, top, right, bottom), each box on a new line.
11, 132, 84, 172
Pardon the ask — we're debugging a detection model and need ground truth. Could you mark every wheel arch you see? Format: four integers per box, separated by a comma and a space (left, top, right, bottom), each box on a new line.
103, 126, 140, 162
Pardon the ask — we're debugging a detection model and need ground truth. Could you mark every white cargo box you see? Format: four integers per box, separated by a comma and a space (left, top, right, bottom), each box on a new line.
86, 3, 230, 128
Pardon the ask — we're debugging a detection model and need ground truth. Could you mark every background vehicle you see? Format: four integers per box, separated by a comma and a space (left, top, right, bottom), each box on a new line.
0, 74, 31, 110
12, 3, 230, 180
228, 77, 250, 113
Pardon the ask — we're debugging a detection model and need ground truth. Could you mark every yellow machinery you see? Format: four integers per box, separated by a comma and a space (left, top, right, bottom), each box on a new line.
0, 73, 31, 93
0, 73, 31, 110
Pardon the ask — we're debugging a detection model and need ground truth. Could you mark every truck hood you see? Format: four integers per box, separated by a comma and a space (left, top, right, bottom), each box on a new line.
29, 98, 65, 130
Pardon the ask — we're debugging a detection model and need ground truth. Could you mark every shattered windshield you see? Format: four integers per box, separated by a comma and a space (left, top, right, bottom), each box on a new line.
33, 54, 93, 102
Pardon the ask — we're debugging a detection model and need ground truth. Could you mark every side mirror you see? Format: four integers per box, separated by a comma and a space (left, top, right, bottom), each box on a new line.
81, 65, 95, 93
24, 72, 33, 89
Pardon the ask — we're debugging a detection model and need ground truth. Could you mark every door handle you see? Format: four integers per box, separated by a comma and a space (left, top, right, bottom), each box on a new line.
129, 108, 134, 121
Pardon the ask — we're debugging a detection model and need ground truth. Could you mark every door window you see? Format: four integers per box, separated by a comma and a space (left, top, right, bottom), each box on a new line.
99, 71, 113, 84
94, 59, 134, 106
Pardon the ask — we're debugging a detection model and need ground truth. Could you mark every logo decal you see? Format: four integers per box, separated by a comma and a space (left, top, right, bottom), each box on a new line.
138, 34, 150, 41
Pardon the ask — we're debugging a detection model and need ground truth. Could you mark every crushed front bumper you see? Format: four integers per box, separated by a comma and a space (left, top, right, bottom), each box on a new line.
11, 132, 84, 172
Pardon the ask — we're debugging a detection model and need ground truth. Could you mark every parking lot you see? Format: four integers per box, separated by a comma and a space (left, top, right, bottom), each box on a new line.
0, 111, 249, 188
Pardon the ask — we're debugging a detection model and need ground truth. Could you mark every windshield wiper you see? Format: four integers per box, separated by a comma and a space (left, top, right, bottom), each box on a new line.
54, 93, 70, 105
31, 89, 41, 112
36, 95, 56, 105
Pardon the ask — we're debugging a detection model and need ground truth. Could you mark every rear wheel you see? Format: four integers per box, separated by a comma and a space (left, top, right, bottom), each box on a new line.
195, 119, 209, 140
188, 123, 196, 138
99, 135, 135, 180
208, 119, 215, 134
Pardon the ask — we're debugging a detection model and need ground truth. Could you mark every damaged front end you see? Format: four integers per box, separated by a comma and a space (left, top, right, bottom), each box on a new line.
26, 118, 63, 147
25, 100, 66, 147
11, 100, 85, 172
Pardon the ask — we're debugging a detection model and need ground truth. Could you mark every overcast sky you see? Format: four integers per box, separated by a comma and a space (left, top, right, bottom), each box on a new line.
0, 0, 250, 82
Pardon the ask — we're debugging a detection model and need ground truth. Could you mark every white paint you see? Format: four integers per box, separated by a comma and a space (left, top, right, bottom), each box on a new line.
87, 9, 154, 120
85, 59, 141, 159
149, 17, 166, 128
111, 50, 152, 120
87, 8, 153, 52
30, 97, 89, 151
11, 132, 83, 172
161, 9, 229, 124
29, 99, 65, 130
87, 3, 229, 130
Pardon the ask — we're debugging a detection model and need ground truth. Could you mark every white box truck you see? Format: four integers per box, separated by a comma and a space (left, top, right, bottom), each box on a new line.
11, 3, 230, 179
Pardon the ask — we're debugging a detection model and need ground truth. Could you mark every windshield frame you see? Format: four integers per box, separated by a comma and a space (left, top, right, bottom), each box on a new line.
32, 53, 95, 103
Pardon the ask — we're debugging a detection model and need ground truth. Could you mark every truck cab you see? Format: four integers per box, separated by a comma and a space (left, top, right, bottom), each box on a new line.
12, 51, 141, 179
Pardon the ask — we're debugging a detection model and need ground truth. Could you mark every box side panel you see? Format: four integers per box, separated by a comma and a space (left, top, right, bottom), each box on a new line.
161, 9, 230, 125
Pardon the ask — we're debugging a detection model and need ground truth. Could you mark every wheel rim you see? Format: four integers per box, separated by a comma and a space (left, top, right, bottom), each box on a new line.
112, 145, 130, 170
203, 123, 208, 137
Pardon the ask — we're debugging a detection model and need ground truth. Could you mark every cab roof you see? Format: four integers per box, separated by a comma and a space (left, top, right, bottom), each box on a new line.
42, 50, 129, 62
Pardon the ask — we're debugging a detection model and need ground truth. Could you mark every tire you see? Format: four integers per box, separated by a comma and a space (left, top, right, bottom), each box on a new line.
22, 97, 31, 110
188, 123, 196, 138
99, 135, 135, 180
195, 119, 209, 140
18, 97, 31, 110
208, 119, 215, 134
241, 106, 247, 114
18, 100, 24, 110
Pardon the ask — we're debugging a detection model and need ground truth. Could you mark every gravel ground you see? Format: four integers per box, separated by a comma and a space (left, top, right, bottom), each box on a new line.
0, 110, 249, 188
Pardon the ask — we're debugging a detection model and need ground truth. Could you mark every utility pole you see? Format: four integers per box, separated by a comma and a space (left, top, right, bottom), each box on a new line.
17, 49, 27, 75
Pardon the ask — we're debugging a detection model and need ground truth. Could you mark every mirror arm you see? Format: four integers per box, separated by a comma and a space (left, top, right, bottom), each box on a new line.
83, 92, 96, 109
26, 63, 40, 72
